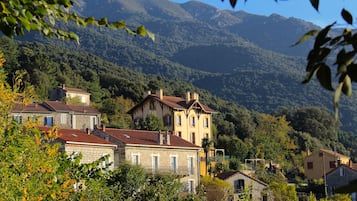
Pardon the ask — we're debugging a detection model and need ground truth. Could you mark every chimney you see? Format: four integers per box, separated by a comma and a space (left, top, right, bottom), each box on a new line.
192, 92, 199, 101
156, 89, 163, 100
86, 128, 90, 135
165, 131, 171, 145
186, 91, 191, 102
157, 131, 163, 145
144, 90, 151, 98
62, 84, 66, 90
102, 124, 106, 132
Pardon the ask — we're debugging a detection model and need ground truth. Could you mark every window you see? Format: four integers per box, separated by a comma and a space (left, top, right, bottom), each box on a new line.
163, 115, 171, 127
60, 114, 67, 124
234, 179, 245, 192
188, 156, 194, 175
149, 101, 156, 110
44, 116, 54, 126
132, 154, 140, 165
329, 161, 337, 168
176, 115, 182, 126
203, 117, 209, 128
307, 162, 313, 169
170, 155, 178, 173
190, 116, 195, 127
177, 131, 182, 138
340, 167, 345, 176
190, 132, 196, 144
13, 115, 22, 124
188, 180, 194, 193
152, 155, 159, 173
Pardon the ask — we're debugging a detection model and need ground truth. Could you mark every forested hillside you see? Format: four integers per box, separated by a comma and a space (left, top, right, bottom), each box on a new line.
16, 0, 357, 132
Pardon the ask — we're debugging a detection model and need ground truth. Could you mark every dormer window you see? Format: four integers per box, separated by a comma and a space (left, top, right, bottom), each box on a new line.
149, 100, 156, 110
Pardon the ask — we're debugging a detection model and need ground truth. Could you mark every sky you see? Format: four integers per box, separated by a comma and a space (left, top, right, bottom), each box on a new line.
170, 0, 357, 27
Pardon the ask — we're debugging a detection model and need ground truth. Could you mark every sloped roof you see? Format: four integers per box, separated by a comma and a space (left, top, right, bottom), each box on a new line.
38, 126, 115, 147
59, 86, 90, 95
320, 149, 350, 159
98, 128, 200, 149
216, 171, 268, 186
13, 101, 99, 115
128, 94, 215, 114
13, 103, 51, 113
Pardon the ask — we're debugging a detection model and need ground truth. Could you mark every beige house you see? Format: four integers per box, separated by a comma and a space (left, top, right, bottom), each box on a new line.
12, 101, 101, 131
93, 128, 202, 193
304, 149, 350, 179
49, 84, 91, 106
217, 171, 269, 201
39, 126, 117, 170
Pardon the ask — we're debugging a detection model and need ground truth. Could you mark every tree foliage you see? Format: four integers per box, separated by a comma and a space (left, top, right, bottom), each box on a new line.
0, 0, 154, 43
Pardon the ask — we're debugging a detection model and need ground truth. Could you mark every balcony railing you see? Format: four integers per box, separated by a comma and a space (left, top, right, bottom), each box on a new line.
141, 166, 195, 176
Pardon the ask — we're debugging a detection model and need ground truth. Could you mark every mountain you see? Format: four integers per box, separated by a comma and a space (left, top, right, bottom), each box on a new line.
16, 0, 357, 132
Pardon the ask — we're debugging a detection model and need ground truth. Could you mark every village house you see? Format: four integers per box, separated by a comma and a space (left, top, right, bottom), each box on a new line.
39, 126, 117, 170
127, 89, 218, 176
11, 101, 101, 131
304, 149, 350, 179
217, 171, 269, 201
49, 84, 91, 106
93, 127, 201, 193
326, 162, 357, 200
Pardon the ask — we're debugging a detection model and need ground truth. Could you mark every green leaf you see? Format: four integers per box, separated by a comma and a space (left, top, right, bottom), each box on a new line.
341, 8, 353, 25
302, 63, 320, 84
84, 17, 95, 25
310, 0, 319, 12
335, 50, 355, 74
334, 83, 342, 121
292, 29, 318, 46
136, 25, 147, 37
112, 21, 126, 29
147, 30, 155, 42
314, 22, 335, 49
229, 0, 237, 8
316, 63, 333, 90
341, 74, 352, 96
347, 63, 357, 82
98, 17, 108, 26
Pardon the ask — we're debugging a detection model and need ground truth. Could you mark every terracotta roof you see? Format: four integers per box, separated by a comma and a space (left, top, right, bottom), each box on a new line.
320, 149, 350, 159
43, 101, 99, 114
13, 103, 51, 113
216, 171, 268, 186
59, 86, 90, 94
128, 95, 215, 114
38, 126, 115, 146
98, 128, 200, 149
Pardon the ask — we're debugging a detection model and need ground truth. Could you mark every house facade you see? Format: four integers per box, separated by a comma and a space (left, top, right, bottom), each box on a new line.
39, 126, 117, 170
217, 171, 269, 201
12, 101, 101, 131
93, 128, 201, 193
326, 163, 357, 199
128, 89, 215, 147
304, 149, 350, 179
49, 84, 91, 106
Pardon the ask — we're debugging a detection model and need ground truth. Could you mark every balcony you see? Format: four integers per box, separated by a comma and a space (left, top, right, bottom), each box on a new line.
141, 166, 195, 176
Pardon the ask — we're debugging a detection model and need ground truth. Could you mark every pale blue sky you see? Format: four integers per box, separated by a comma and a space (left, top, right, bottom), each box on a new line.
170, 0, 357, 27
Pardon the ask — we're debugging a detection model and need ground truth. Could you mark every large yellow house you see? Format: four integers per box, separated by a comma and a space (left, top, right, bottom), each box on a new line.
128, 89, 215, 147
128, 89, 216, 176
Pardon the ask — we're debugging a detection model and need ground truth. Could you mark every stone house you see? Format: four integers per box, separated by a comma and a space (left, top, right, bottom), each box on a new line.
49, 84, 91, 106
93, 127, 202, 193
39, 126, 117, 170
326, 163, 357, 199
304, 149, 350, 179
217, 171, 269, 201
12, 101, 101, 131
127, 89, 217, 176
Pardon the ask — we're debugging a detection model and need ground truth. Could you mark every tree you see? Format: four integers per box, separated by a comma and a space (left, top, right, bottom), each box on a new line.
268, 182, 298, 201
0, 0, 154, 43
202, 137, 213, 175
200, 176, 233, 201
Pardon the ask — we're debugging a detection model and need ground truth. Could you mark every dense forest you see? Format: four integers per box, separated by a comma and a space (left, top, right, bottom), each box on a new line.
2, 38, 357, 187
